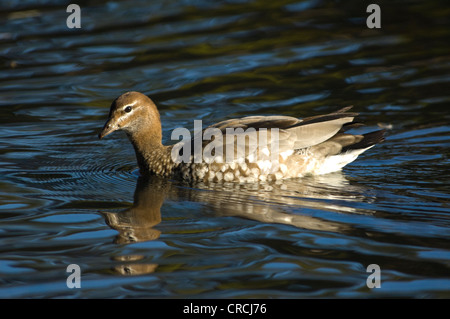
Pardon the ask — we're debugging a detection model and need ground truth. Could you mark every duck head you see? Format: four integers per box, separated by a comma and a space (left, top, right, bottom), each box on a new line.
98, 91, 162, 143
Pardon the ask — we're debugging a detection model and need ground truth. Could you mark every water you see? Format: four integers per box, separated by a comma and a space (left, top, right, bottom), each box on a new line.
0, 0, 449, 298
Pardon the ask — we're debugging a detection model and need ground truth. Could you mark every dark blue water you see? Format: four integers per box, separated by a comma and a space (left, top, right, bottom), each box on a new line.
0, 0, 449, 298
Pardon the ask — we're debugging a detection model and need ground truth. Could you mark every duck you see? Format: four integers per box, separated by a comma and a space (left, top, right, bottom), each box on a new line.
98, 91, 384, 183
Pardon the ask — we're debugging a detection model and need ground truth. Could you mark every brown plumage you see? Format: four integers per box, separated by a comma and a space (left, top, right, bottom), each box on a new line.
99, 91, 384, 182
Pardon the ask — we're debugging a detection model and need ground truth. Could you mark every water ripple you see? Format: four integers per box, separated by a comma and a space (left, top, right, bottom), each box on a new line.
0, 0, 449, 298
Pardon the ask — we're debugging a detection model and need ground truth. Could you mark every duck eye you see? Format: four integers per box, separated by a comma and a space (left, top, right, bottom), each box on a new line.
124, 106, 132, 113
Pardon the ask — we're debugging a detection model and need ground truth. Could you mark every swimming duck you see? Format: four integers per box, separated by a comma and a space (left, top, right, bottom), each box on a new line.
99, 91, 384, 182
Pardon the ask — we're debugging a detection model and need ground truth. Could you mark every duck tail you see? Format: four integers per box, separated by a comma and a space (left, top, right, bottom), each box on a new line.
341, 129, 385, 153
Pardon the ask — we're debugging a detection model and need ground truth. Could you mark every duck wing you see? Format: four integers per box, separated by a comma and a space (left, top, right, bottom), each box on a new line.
203, 107, 358, 158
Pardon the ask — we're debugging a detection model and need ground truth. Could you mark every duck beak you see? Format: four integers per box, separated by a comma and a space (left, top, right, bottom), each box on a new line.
98, 118, 119, 139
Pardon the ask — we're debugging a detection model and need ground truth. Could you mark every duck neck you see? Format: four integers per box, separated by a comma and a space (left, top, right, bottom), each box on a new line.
126, 127, 172, 176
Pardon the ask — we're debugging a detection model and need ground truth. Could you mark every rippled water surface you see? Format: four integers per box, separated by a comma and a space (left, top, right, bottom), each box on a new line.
1, 0, 449, 298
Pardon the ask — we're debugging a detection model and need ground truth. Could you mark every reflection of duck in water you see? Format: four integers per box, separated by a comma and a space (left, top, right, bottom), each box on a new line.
102, 176, 167, 245
98, 92, 384, 182
103, 173, 367, 243
102, 176, 168, 275
102, 172, 375, 275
